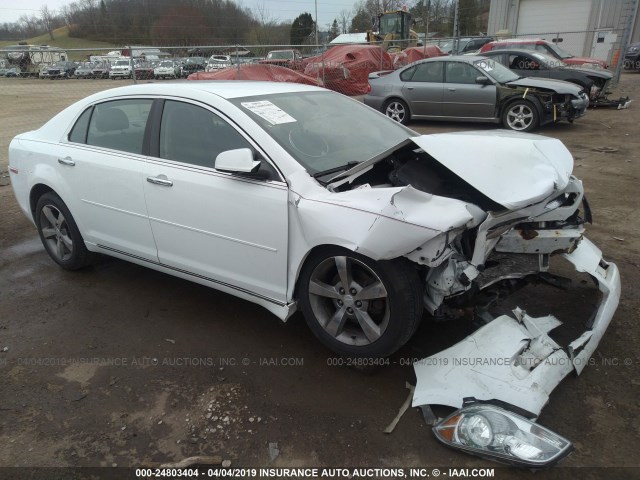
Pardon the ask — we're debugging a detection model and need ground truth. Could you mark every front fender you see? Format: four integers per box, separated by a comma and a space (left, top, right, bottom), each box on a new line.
285, 175, 484, 302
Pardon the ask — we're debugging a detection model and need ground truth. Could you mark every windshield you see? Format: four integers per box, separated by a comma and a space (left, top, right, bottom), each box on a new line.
267, 51, 293, 60
114, 60, 129, 66
475, 58, 520, 83
230, 91, 415, 175
546, 43, 574, 59
160, 61, 173, 67
379, 13, 402, 35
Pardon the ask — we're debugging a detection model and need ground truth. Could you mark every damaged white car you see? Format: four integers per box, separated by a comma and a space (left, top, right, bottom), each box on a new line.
9, 83, 620, 467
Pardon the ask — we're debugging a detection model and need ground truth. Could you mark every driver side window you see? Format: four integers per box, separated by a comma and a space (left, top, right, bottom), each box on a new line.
509, 54, 538, 70
159, 100, 251, 168
445, 62, 480, 84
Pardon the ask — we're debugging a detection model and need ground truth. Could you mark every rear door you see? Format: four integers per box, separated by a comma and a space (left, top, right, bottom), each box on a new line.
400, 62, 444, 116
441, 61, 496, 119
57, 98, 158, 261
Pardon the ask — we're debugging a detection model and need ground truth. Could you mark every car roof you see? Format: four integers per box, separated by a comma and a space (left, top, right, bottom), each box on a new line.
84, 81, 325, 101
483, 49, 550, 56
491, 38, 546, 44
419, 55, 487, 63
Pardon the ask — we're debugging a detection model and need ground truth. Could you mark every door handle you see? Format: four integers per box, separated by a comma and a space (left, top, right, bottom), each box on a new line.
146, 175, 173, 187
447, 87, 457, 92
58, 157, 75, 166
407, 86, 414, 90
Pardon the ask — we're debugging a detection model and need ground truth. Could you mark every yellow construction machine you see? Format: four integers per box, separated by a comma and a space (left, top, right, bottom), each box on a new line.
367, 10, 419, 52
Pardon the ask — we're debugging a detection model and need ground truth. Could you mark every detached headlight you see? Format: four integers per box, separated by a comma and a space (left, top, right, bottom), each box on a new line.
433, 403, 573, 467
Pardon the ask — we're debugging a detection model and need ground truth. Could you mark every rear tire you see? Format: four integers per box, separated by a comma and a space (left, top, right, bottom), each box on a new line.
383, 98, 410, 125
298, 247, 423, 358
35, 192, 94, 270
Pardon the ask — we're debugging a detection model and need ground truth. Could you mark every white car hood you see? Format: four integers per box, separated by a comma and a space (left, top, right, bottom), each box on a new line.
412, 131, 574, 210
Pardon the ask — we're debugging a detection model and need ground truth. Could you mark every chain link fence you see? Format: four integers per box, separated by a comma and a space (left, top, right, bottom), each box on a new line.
0, 31, 634, 170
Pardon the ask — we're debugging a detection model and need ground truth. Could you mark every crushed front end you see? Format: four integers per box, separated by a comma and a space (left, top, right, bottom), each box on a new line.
401, 132, 621, 467
543, 91, 589, 123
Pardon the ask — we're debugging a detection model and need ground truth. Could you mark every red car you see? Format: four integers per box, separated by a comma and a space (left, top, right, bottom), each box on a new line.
259, 49, 303, 69
480, 39, 608, 68
134, 62, 155, 80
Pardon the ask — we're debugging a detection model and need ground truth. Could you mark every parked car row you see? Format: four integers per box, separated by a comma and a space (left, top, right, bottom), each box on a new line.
0, 67, 19, 77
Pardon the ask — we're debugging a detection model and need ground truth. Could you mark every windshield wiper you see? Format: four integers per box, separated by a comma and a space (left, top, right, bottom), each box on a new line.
312, 161, 359, 179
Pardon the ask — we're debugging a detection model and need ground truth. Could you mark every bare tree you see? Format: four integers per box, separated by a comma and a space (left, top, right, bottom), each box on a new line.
338, 9, 351, 34
40, 5, 55, 40
19, 14, 41, 37
363, 0, 405, 18
79, 0, 98, 34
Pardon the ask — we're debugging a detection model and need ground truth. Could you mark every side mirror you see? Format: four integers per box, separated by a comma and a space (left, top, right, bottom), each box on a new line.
215, 148, 261, 174
476, 76, 491, 85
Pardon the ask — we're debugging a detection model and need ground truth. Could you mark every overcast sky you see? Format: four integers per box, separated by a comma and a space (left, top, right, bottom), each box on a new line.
1, 0, 368, 29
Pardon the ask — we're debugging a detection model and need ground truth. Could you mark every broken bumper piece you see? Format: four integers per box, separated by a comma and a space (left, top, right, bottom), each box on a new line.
413, 237, 620, 418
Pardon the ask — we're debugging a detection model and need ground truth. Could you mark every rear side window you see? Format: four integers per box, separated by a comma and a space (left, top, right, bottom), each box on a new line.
86, 99, 152, 154
411, 62, 444, 82
68, 107, 93, 143
400, 66, 416, 81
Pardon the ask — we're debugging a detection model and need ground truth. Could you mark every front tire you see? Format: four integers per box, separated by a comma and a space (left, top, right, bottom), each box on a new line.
502, 99, 539, 132
298, 247, 423, 358
383, 98, 410, 125
35, 192, 94, 270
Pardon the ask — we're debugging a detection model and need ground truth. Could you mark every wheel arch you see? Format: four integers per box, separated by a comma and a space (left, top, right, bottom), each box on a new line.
291, 241, 427, 302
29, 183, 55, 220
500, 94, 543, 119
382, 96, 412, 116
292, 244, 364, 301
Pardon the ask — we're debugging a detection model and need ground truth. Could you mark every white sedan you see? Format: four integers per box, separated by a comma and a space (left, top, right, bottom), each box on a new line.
8, 82, 621, 466
9, 81, 618, 354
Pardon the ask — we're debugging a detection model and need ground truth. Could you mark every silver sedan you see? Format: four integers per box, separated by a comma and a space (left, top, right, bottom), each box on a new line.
364, 56, 588, 132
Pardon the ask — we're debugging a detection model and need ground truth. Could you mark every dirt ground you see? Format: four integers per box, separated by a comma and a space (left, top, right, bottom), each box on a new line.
0, 75, 639, 479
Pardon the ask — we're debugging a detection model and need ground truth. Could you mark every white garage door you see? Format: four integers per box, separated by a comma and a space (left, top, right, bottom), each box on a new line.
516, 0, 592, 57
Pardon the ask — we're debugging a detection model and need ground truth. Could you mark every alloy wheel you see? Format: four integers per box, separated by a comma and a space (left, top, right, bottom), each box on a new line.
308, 256, 390, 346
39, 204, 73, 262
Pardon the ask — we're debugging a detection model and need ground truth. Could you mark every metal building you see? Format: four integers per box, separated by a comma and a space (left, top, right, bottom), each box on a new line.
487, 0, 639, 61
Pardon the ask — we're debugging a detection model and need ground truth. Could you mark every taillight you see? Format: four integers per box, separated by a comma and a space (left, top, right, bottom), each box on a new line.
366, 84, 371, 93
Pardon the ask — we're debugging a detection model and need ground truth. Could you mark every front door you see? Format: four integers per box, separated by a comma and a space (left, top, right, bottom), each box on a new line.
441, 61, 496, 119
142, 99, 289, 303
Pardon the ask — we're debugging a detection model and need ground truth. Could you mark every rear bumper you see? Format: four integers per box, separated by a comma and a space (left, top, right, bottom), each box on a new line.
362, 95, 385, 112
